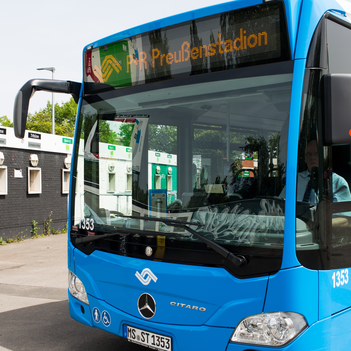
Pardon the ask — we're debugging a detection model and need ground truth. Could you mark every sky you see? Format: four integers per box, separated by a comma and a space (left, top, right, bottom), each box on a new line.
1, 0, 229, 122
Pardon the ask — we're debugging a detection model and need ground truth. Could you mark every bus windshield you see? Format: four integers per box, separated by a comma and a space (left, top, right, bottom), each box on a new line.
71, 62, 293, 277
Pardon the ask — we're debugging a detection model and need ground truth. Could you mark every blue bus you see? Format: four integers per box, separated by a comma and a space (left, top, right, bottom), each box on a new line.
13, 0, 351, 349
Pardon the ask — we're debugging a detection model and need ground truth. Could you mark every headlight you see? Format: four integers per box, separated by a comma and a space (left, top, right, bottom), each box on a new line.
68, 271, 89, 305
231, 312, 307, 346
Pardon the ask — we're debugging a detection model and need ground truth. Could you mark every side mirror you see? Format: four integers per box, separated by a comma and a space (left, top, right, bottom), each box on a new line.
13, 79, 81, 139
322, 74, 351, 146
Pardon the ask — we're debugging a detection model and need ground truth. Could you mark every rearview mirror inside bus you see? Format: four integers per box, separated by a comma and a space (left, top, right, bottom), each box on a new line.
13, 79, 81, 139
322, 73, 351, 146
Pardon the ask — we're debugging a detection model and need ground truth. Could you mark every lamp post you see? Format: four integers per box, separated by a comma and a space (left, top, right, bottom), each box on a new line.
37, 67, 56, 135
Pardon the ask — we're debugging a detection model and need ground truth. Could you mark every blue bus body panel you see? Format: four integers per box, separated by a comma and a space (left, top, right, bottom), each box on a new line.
319, 269, 351, 318
264, 266, 318, 326
74, 248, 268, 328
282, 0, 303, 59
281, 58, 305, 270
330, 307, 351, 350
69, 293, 234, 351
69, 289, 347, 351
294, 0, 345, 60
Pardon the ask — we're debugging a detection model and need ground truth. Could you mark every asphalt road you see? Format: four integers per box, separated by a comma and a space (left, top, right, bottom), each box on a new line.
0, 234, 146, 351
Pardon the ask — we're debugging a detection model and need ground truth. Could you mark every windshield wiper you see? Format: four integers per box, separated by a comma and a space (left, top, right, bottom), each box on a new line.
72, 216, 247, 267
73, 231, 127, 244
129, 215, 246, 267
72, 226, 183, 244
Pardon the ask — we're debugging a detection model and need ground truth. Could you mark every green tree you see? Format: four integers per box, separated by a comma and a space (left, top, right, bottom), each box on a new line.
148, 125, 177, 154
118, 123, 134, 146
98, 121, 119, 144
26, 98, 77, 137
80, 114, 120, 145
0, 116, 13, 127
117, 123, 178, 152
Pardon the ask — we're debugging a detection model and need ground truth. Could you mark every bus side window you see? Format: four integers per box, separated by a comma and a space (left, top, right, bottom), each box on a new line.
325, 19, 351, 267
331, 145, 351, 200
330, 145, 351, 250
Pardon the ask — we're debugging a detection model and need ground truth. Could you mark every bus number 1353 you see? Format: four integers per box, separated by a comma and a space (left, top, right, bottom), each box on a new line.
332, 269, 349, 288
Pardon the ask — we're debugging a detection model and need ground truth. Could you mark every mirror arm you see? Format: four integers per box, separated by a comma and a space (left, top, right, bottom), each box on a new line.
13, 79, 81, 138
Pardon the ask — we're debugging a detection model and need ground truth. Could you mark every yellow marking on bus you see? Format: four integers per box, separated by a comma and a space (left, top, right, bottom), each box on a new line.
155, 235, 166, 260
100, 55, 123, 82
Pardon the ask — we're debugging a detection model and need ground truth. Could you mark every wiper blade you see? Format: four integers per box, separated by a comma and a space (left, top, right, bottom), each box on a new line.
72, 216, 247, 267
121, 215, 247, 267
73, 232, 127, 244
72, 227, 183, 244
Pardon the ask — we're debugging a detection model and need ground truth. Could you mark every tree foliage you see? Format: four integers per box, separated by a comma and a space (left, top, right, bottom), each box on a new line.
99, 121, 119, 144
80, 113, 120, 146
116, 123, 178, 152
118, 123, 134, 146
148, 125, 177, 154
0, 116, 13, 127
26, 98, 77, 137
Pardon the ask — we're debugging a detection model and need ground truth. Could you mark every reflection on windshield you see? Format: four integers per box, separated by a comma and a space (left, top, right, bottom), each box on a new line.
73, 69, 292, 252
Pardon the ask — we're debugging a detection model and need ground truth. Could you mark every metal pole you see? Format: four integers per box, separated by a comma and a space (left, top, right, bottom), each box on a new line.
52, 70, 55, 135
36, 67, 55, 135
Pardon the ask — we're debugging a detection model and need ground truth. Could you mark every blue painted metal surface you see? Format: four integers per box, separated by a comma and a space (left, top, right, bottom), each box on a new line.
69, 293, 234, 351
280, 58, 305, 270
294, 0, 345, 60
264, 266, 318, 326
74, 248, 268, 328
319, 269, 351, 319
282, 0, 303, 59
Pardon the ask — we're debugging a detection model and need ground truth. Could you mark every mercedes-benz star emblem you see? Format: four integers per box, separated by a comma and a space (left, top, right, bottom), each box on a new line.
138, 293, 156, 319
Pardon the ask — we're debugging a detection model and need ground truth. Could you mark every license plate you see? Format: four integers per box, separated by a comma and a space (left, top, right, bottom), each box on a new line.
124, 325, 172, 351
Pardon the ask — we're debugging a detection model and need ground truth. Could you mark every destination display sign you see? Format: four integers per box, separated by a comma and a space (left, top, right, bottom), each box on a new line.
85, 2, 289, 89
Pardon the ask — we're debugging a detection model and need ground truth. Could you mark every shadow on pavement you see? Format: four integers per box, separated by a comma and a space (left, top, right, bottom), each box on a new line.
0, 301, 146, 351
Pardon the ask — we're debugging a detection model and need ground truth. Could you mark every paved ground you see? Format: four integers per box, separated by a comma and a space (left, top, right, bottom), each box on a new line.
0, 234, 145, 351
0, 235, 67, 314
